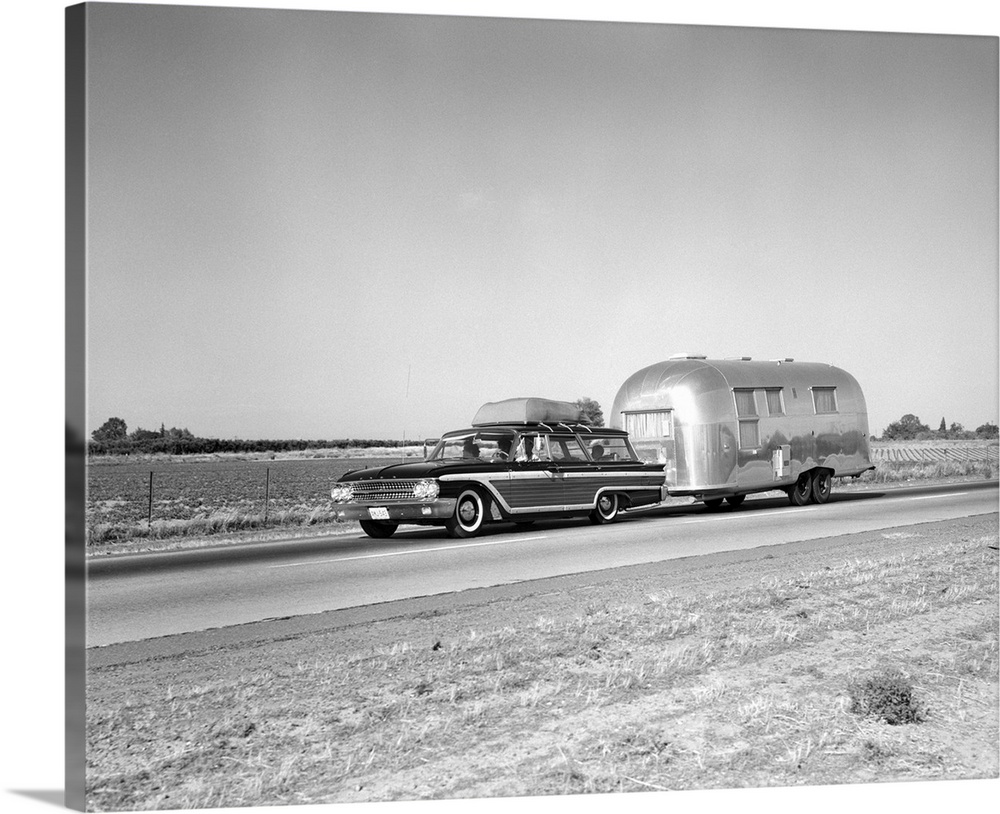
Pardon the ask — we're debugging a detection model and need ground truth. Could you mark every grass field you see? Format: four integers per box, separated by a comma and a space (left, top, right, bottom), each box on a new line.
84, 514, 999, 808
83, 441, 998, 551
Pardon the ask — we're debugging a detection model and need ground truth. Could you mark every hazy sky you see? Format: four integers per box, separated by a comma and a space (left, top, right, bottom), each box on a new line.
84, 3, 998, 440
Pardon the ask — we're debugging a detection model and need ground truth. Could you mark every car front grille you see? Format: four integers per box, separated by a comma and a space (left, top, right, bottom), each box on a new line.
350, 479, 420, 502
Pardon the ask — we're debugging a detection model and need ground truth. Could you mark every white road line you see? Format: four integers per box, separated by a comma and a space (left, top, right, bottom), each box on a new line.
269, 534, 550, 568
681, 507, 815, 524
906, 493, 967, 501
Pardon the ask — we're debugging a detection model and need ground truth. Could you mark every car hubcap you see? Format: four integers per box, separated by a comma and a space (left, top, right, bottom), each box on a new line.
459, 500, 477, 524
598, 495, 615, 517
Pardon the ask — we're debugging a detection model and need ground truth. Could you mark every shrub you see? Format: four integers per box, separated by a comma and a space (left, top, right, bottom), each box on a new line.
847, 669, 926, 725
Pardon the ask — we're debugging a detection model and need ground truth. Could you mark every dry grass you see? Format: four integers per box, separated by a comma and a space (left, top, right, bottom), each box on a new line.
859, 459, 997, 484
87, 507, 342, 546
85, 517, 999, 809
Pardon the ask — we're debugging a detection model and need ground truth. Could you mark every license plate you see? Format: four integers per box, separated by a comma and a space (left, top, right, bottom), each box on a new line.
368, 507, 390, 520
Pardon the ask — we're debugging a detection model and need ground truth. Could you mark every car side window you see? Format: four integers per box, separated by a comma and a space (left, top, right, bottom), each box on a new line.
514, 433, 551, 462
586, 436, 633, 461
549, 435, 588, 462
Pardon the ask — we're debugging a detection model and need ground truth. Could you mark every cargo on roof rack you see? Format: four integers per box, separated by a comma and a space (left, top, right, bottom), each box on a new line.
472, 397, 583, 427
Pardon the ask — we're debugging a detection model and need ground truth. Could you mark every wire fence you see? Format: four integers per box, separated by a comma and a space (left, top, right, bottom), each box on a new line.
86, 457, 412, 531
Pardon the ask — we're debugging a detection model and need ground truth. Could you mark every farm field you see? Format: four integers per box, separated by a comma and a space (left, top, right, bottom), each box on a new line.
83, 441, 998, 552
871, 441, 1000, 464
85, 456, 414, 547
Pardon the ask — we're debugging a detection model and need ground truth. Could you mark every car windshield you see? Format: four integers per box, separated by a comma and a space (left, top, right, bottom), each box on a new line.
428, 430, 517, 462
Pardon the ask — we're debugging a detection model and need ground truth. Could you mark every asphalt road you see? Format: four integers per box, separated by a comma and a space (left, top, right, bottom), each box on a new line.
86, 481, 998, 647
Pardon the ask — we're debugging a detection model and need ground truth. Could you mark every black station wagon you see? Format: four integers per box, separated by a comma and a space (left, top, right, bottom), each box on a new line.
330, 398, 667, 539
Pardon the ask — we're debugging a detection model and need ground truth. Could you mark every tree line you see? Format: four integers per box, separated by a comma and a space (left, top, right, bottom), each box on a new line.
86, 403, 996, 457
879, 415, 997, 441
87, 398, 607, 457
87, 417, 415, 456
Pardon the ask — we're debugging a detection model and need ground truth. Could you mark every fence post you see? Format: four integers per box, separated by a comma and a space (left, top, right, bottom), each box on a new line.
148, 471, 153, 527
264, 467, 270, 524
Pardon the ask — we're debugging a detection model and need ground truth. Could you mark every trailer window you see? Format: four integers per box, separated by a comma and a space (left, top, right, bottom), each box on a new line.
739, 420, 760, 449
812, 387, 838, 414
734, 389, 757, 417
623, 410, 673, 439
765, 388, 784, 415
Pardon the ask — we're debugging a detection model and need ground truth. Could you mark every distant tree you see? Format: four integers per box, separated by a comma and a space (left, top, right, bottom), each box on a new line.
129, 427, 161, 442
92, 417, 127, 442
975, 422, 999, 439
575, 397, 605, 427
881, 414, 930, 441
938, 417, 947, 433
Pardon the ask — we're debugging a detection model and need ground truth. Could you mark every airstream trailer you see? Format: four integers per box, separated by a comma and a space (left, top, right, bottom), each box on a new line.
610, 355, 874, 507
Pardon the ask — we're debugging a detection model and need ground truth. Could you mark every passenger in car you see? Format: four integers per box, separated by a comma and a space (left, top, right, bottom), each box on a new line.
516, 434, 546, 462
462, 438, 480, 459
495, 437, 513, 460
533, 437, 551, 462
590, 443, 605, 461
551, 439, 574, 460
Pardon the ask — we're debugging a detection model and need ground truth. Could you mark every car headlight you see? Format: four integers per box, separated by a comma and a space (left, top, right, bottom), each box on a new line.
412, 479, 440, 500
330, 483, 354, 502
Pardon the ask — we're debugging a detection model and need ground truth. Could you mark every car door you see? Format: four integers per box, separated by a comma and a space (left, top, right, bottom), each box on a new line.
546, 433, 598, 508
503, 432, 565, 512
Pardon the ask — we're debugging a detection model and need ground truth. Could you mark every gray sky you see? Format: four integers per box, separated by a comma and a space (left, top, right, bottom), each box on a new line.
85, 3, 998, 440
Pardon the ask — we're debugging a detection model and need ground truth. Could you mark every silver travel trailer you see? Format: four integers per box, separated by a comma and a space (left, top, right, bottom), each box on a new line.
610, 355, 874, 507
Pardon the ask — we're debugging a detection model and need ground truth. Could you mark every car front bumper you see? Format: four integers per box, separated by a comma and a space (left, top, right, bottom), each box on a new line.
333, 499, 458, 524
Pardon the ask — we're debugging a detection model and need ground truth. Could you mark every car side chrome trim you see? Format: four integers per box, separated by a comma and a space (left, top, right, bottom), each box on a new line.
436, 473, 661, 515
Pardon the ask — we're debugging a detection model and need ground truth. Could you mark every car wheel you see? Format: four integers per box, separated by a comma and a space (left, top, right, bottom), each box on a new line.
359, 519, 398, 538
589, 493, 619, 524
726, 494, 745, 508
703, 498, 724, 510
788, 473, 812, 506
446, 488, 486, 538
811, 469, 832, 504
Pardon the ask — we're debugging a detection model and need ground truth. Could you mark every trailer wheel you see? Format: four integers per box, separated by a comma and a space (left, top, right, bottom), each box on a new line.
726, 495, 746, 508
703, 498, 724, 510
788, 473, 812, 506
446, 488, 487, 538
589, 493, 620, 524
811, 469, 833, 504
359, 519, 398, 538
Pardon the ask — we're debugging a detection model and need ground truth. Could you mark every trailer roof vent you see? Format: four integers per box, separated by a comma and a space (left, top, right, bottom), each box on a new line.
668, 352, 708, 360
725, 356, 753, 361
770, 358, 795, 363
